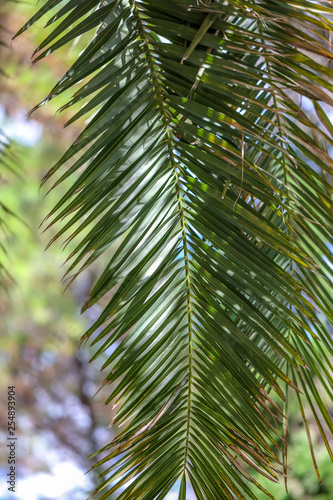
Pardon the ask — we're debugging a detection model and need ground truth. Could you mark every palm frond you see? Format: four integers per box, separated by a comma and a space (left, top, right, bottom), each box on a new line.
17, 0, 333, 498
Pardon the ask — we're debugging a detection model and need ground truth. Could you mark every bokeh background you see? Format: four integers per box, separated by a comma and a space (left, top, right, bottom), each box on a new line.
0, 1, 333, 499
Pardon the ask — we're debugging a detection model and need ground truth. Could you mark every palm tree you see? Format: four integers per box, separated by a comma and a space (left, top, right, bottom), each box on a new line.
16, 1, 333, 498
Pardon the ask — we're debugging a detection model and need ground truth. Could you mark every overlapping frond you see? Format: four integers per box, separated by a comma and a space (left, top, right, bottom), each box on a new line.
17, 0, 333, 498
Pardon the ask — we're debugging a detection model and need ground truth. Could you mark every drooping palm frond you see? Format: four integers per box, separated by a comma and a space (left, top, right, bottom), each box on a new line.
17, 0, 333, 498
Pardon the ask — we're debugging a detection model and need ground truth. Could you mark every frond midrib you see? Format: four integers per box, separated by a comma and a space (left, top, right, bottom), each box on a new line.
132, 0, 194, 476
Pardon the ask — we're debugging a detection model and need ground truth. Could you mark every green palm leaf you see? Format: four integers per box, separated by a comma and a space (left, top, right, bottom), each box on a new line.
17, 0, 333, 498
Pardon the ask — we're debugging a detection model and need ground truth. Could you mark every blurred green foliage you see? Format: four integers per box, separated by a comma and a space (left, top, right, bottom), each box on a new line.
250, 389, 333, 499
